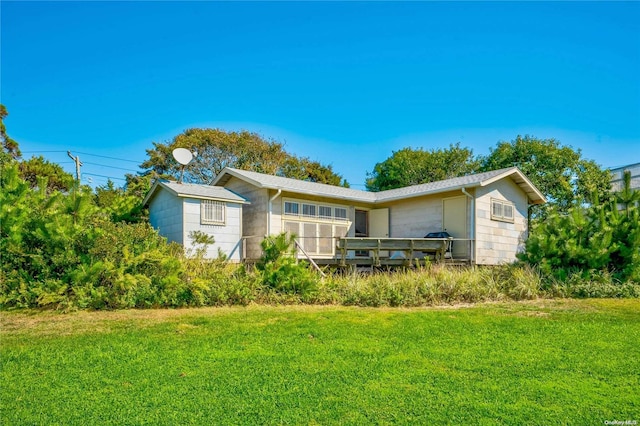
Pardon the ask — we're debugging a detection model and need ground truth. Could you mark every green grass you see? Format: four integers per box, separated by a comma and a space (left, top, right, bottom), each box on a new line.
2, 299, 639, 425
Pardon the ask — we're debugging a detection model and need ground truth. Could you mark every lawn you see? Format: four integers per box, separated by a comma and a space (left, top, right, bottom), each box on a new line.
1, 299, 638, 425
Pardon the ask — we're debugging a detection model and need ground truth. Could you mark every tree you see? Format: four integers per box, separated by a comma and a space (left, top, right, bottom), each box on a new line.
280, 156, 349, 187
94, 179, 147, 223
140, 128, 347, 186
365, 143, 479, 191
480, 135, 612, 218
124, 173, 153, 199
0, 104, 21, 161
18, 156, 74, 193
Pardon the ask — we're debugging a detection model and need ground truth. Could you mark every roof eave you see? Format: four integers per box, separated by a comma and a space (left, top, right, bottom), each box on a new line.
374, 182, 483, 204
174, 193, 250, 204
479, 167, 546, 204
142, 180, 177, 206
215, 168, 377, 204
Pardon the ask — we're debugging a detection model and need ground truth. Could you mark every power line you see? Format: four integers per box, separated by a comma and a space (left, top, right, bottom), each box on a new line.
21, 150, 145, 164
82, 161, 140, 172
21, 150, 68, 154
83, 172, 127, 181
75, 151, 144, 164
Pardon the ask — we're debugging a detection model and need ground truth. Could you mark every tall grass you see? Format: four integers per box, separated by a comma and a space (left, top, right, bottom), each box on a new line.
312, 264, 542, 307
3, 253, 639, 311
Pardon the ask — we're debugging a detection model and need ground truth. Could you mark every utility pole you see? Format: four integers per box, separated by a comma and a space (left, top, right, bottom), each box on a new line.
67, 151, 82, 182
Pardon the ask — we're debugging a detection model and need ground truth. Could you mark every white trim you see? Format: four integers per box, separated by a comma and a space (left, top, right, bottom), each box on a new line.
282, 197, 349, 223
490, 198, 515, 223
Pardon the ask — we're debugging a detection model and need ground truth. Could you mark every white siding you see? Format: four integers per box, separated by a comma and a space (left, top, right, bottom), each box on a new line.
475, 179, 528, 265
381, 190, 468, 238
148, 189, 183, 244
182, 199, 243, 262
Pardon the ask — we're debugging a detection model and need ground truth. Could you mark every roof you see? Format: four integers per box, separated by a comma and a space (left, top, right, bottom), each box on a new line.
609, 162, 640, 173
213, 168, 378, 203
213, 167, 546, 205
142, 180, 250, 206
376, 167, 545, 204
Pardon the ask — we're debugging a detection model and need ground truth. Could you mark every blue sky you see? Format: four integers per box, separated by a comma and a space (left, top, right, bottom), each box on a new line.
2, 1, 639, 188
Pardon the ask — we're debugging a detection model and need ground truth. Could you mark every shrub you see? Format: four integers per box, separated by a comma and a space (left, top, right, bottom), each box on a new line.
520, 172, 640, 283
256, 233, 320, 297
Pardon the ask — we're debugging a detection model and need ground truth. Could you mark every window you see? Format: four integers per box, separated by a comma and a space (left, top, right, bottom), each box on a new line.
284, 201, 299, 216
281, 199, 350, 256
319, 206, 332, 219
318, 224, 333, 254
201, 200, 225, 224
303, 223, 317, 252
334, 207, 347, 221
284, 221, 299, 237
491, 199, 515, 222
302, 203, 316, 218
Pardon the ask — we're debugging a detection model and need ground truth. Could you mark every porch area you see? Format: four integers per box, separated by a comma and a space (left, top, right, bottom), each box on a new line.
331, 237, 473, 267
239, 236, 474, 269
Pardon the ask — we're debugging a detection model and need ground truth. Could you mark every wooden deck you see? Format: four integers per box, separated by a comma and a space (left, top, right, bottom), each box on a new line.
335, 237, 452, 267
242, 236, 472, 270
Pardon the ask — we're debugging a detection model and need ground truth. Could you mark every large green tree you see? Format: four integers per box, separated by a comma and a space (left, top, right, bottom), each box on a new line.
18, 156, 74, 193
479, 135, 612, 216
140, 128, 347, 186
365, 143, 479, 191
280, 156, 349, 187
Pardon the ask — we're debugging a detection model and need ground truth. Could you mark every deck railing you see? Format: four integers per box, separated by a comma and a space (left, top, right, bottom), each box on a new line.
336, 237, 452, 267
240, 235, 474, 266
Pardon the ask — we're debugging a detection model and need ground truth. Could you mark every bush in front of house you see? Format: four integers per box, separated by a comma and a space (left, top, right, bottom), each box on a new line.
519, 172, 640, 284
255, 233, 319, 299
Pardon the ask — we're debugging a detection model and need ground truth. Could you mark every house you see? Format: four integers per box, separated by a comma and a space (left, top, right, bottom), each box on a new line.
144, 167, 545, 265
142, 180, 249, 261
206, 166, 545, 265
610, 163, 640, 192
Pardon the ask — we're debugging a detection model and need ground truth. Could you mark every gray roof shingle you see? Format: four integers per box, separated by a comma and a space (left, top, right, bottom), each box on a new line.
214, 168, 378, 202
143, 180, 249, 205
214, 166, 545, 204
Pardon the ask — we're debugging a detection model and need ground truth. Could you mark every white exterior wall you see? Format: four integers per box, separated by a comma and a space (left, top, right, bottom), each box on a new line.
182, 199, 243, 262
475, 179, 529, 265
148, 189, 183, 245
382, 196, 444, 238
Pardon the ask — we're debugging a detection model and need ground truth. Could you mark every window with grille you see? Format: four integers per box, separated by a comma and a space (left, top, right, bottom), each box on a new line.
201, 200, 225, 225
281, 199, 350, 256
302, 203, 317, 218
319, 206, 332, 219
284, 201, 299, 216
334, 207, 347, 221
491, 199, 515, 223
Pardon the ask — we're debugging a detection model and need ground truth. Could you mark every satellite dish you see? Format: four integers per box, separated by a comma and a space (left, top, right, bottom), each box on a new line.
172, 148, 193, 166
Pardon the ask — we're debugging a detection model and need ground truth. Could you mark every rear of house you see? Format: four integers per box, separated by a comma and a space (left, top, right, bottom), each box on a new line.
212, 167, 545, 265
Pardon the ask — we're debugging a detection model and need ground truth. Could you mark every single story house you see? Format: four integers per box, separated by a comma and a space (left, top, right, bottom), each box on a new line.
143, 180, 249, 261
144, 166, 545, 265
